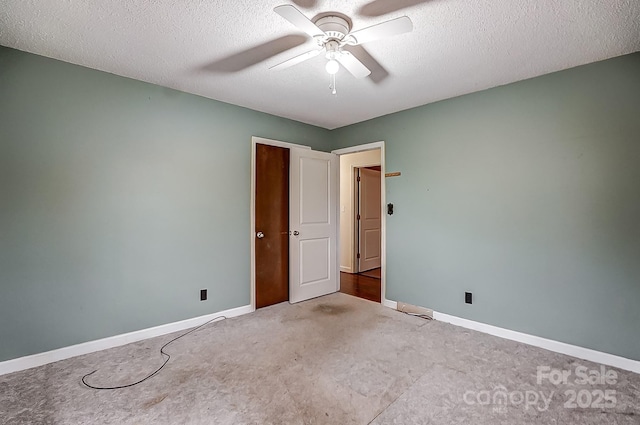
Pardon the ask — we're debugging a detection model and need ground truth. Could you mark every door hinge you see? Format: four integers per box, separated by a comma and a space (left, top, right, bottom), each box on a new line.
357, 253, 361, 259
357, 214, 361, 220
357, 176, 361, 182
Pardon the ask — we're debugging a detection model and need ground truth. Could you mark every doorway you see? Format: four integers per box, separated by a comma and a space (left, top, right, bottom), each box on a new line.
333, 143, 385, 304
251, 137, 340, 310
356, 166, 382, 274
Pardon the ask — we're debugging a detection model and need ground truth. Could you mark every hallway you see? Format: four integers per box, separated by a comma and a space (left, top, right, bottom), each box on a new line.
339, 268, 381, 303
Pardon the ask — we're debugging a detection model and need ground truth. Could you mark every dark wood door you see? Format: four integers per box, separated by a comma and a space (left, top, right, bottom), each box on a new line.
255, 144, 289, 308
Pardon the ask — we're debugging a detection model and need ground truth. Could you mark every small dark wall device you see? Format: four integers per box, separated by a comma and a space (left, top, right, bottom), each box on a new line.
465, 292, 473, 304
387, 203, 394, 215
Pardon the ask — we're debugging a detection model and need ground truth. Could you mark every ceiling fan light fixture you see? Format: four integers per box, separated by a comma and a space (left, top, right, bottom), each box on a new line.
271, 5, 414, 91
325, 59, 340, 75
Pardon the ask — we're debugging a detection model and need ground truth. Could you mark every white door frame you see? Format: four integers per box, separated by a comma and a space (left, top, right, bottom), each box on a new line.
356, 166, 382, 273
332, 141, 387, 305
352, 163, 381, 273
250, 136, 311, 312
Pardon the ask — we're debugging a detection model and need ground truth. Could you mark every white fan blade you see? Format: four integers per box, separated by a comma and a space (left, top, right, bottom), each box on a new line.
274, 5, 325, 38
347, 16, 413, 45
270, 48, 323, 71
336, 51, 371, 79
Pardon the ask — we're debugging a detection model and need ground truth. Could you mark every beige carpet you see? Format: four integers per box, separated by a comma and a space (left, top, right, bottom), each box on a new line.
1, 293, 638, 424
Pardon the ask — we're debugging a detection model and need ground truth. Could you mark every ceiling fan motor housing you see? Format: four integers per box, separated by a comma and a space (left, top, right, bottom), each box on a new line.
315, 15, 351, 40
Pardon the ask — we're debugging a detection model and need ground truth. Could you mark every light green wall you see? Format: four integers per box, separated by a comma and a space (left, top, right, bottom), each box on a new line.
331, 53, 640, 361
2, 45, 639, 363
0, 46, 331, 362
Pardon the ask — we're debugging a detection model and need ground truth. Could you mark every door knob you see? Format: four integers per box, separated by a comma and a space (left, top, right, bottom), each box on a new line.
293, 231, 299, 236
256, 231, 264, 239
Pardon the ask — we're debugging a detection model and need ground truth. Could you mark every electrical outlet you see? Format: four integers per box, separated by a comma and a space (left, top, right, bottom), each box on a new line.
465, 292, 472, 304
200, 289, 207, 301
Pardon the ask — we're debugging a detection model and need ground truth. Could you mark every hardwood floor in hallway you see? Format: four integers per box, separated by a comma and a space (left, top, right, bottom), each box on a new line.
339, 270, 381, 303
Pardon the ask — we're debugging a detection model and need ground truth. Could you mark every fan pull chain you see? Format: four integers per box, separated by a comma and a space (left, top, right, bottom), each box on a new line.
329, 73, 337, 95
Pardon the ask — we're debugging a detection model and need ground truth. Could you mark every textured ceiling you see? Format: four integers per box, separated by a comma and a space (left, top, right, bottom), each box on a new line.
1, 0, 639, 129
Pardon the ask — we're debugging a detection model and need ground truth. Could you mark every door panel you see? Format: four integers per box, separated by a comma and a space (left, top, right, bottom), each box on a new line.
358, 168, 382, 271
255, 144, 289, 308
300, 157, 330, 224
300, 238, 330, 284
290, 148, 338, 303
363, 229, 381, 259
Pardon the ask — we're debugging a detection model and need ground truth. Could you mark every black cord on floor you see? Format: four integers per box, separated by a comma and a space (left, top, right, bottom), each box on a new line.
81, 315, 226, 390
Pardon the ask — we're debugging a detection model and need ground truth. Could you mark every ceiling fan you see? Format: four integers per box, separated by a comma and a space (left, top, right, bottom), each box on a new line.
270, 4, 413, 93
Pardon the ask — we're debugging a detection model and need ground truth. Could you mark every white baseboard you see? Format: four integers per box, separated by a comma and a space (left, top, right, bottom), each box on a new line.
0, 304, 254, 376
340, 266, 352, 273
383, 299, 397, 310
432, 310, 640, 374
384, 299, 639, 374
